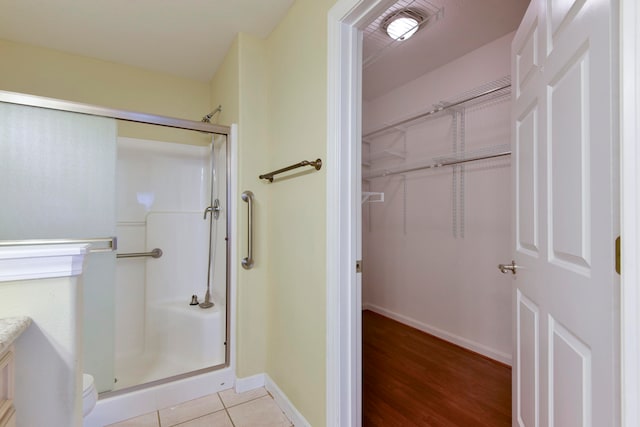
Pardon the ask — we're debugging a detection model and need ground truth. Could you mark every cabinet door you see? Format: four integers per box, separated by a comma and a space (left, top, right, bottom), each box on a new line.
0, 349, 14, 427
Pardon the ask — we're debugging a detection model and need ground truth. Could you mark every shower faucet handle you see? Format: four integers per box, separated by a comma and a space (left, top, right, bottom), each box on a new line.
203, 199, 221, 220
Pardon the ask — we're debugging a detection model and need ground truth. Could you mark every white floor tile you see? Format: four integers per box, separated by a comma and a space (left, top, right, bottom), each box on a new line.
227, 395, 292, 427
106, 411, 159, 427
219, 386, 269, 408
174, 410, 233, 427
159, 393, 225, 426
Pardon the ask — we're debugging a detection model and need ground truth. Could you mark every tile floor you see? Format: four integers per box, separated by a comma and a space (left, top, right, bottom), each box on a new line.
106, 387, 293, 427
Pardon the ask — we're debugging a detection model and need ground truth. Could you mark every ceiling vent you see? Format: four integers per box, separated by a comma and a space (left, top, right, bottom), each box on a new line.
363, 0, 444, 68
382, 8, 426, 41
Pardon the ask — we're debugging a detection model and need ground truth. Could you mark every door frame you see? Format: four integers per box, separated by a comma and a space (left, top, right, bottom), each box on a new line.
326, 0, 640, 425
326, 1, 390, 425
620, 0, 640, 425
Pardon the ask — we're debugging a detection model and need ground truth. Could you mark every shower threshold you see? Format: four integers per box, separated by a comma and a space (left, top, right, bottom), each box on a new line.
111, 353, 223, 392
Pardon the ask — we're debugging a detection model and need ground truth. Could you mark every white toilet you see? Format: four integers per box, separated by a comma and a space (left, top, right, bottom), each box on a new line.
82, 374, 98, 417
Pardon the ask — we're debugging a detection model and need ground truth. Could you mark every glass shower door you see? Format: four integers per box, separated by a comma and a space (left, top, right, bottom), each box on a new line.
0, 102, 117, 392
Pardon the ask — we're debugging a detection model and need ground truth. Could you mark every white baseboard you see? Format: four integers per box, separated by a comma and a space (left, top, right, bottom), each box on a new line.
362, 303, 512, 366
265, 374, 311, 427
85, 368, 235, 427
235, 373, 265, 393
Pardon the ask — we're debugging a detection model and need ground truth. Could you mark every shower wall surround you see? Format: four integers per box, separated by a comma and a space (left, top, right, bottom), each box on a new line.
114, 137, 226, 390
115, 137, 211, 359
362, 33, 514, 364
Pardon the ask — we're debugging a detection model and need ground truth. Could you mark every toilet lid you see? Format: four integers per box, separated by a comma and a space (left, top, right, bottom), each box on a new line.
82, 374, 96, 396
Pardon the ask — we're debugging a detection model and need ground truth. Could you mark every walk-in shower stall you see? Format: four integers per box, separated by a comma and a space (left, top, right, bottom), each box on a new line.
0, 93, 232, 413
106, 133, 229, 392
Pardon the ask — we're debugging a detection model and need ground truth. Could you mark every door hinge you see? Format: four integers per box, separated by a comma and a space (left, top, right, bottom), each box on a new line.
356, 260, 363, 273
615, 236, 621, 275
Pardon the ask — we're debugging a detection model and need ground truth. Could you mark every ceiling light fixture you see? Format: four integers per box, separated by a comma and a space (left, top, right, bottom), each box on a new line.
382, 9, 426, 41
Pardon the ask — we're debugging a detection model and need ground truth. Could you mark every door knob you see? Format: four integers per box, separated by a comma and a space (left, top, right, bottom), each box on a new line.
498, 260, 518, 275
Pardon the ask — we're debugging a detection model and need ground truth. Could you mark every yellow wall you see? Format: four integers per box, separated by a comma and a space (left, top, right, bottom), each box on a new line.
263, 0, 334, 424
0, 39, 211, 145
236, 33, 272, 378
209, 33, 272, 378
209, 37, 239, 126
2, 0, 338, 421
210, 1, 335, 424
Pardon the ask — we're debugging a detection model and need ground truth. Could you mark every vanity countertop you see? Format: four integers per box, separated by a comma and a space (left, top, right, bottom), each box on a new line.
0, 316, 31, 356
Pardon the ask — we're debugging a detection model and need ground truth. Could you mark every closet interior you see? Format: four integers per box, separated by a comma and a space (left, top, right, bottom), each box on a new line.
361, 0, 529, 423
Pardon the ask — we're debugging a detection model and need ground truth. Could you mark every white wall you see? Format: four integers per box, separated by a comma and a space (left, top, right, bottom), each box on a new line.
2, 277, 82, 427
362, 32, 514, 363
0, 244, 87, 427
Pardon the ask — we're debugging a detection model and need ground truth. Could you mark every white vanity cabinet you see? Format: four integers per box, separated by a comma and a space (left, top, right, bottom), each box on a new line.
0, 347, 15, 427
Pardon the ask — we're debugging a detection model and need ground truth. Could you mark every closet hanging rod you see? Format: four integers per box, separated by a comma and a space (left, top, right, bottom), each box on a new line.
363, 84, 511, 139
259, 158, 322, 182
365, 150, 511, 180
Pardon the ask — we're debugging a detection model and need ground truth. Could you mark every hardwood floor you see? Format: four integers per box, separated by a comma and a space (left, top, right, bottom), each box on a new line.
363, 310, 511, 427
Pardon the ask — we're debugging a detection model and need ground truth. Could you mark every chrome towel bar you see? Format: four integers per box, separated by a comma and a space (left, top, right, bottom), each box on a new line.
116, 248, 163, 259
259, 159, 322, 182
241, 191, 254, 269
0, 236, 117, 253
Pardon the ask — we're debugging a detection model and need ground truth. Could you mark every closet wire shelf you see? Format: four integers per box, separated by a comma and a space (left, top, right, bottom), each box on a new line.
362, 76, 512, 181
363, 76, 511, 140
364, 145, 511, 180
362, 192, 385, 204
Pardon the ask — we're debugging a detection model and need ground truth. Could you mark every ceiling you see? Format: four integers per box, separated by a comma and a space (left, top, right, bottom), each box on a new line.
0, 0, 528, 95
363, 0, 530, 101
0, 0, 294, 82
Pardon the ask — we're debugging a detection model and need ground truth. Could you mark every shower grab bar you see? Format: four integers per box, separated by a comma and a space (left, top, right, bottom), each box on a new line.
0, 236, 117, 253
241, 190, 254, 270
259, 159, 322, 182
116, 248, 163, 259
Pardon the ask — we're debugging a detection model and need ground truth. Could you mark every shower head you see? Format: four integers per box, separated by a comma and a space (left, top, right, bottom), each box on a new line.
201, 105, 222, 123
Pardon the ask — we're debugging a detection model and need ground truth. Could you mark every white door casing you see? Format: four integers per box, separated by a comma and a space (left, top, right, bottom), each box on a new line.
326, 2, 396, 425
512, 1, 618, 427
327, 0, 640, 426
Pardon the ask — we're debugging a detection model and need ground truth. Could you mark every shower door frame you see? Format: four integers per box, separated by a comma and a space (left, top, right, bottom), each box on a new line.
0, 89, 235, 392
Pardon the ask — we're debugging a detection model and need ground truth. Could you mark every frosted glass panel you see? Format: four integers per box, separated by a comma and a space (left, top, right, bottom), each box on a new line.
0, 102, 117, 392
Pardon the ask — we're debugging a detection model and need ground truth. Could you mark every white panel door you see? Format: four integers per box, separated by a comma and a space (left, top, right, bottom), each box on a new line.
511, 1, 618, 426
